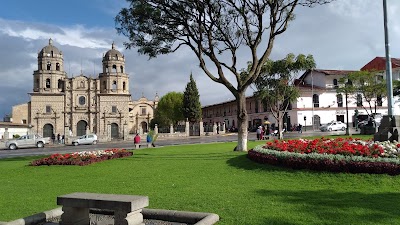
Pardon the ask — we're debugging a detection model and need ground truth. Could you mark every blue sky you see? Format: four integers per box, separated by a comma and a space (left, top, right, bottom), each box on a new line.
1, 0, 400, 121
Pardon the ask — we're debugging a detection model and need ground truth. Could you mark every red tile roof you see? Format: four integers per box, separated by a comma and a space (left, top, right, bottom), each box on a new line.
361, 57, 400, 71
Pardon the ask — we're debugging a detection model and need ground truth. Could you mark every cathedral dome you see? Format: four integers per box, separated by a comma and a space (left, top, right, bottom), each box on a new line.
39, 38, 61, 56
104, 42, 124, 60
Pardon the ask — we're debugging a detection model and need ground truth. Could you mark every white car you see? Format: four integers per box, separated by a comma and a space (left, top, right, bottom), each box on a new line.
320, 121, 346, 132
72, 134, 98, 146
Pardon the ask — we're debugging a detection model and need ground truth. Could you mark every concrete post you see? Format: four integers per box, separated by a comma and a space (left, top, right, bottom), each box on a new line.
213, 123, 217, 135
199, 120, 204, 136
185, 119, 190, 137
123, 123, 128, 140
4, 128, 9, 140
107, 123, 111, 142
170, 124, 173, 134
154, 124, 158, 135
64, 126, 69, 145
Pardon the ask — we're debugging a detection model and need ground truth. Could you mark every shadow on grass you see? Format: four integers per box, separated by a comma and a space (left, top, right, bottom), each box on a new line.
256, 189, 400, 225
134, 152, 238, 161
0, 155, 43, 162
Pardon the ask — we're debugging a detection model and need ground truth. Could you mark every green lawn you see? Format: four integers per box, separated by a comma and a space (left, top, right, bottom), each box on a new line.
1, 138, 399, 225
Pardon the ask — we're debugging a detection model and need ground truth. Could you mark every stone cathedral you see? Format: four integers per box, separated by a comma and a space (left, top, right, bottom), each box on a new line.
19, 39, 158, 140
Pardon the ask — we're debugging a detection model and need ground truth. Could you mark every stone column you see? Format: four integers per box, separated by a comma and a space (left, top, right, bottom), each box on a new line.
64, 126, 69, 145
154, 124, 158, 135
107, 123, 111, 142
199, 120, 204, 136
169, 124, 174, 134
213, 123, 217, 135
185, 119, 190, 137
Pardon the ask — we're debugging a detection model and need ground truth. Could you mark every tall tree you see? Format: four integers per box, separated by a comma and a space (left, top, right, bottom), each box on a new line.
253, 53, 316, 139
115, 0, 333, 151
152, 92, 184, 126
337, 70, 386, 118
183, 74, 202, 122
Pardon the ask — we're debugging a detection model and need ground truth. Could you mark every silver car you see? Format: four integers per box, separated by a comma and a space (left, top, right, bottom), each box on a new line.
72, 134, 98, 146
320, 121, 346, 132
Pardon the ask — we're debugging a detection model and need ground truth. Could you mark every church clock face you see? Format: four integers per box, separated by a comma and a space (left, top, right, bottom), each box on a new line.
79, 96, 86, 105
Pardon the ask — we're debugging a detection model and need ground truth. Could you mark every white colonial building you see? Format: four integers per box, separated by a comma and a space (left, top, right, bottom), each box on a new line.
202, 57, 400, 131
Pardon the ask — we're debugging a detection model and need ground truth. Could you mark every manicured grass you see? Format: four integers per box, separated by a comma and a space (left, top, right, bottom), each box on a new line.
1, 139, 400, 224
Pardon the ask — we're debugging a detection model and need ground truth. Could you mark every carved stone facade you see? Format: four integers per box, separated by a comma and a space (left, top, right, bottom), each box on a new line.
17, 39, 158, 139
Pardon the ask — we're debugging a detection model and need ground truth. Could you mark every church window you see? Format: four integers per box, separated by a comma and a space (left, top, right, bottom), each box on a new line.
112, 106, 117, 113
47, 62, 51, 70
56, 63, 60, 71
112, 81, 117, 91
120, 66, 124, 73
105, 65, 109, 73
51, 51, 54, 57
80, 81, 85, 88
141, 107, 146, 115
79, 96, 86, 105
46, 105, 51, 113
35, 79, 39, 90
112, 65, 117, 73
58, 79, 64, 91
123, 82, 126, 91
46, 78, 51, 88
102, 81, 106, 90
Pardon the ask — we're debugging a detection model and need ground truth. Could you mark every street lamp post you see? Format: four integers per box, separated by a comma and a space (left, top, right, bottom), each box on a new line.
345, 87, 350, 136
355, 109, 359, 132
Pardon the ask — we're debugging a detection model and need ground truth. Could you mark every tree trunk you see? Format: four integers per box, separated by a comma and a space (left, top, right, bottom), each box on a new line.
278, 111, 284, 140
235, 92, 248, 151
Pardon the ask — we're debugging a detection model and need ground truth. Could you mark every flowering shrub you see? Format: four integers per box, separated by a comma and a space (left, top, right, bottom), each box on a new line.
249, 138, 400, 175
30, 149, 133, 166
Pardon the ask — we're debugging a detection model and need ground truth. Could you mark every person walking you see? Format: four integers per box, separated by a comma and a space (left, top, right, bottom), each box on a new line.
256, 126, 262, 140
51, 133, 56, 144
134, 133, 141, 144
298, 124, 303, 133
57, 133, 61, 144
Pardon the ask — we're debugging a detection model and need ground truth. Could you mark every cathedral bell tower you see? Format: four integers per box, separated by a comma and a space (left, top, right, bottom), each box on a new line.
33, 38, 67, 93
99, 42, 129, 94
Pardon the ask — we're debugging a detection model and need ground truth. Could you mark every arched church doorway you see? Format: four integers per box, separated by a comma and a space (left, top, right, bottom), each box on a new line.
77, 120, 87, 136
111, 123, 119, 139
43, 124, 53, 138
313, 115, 321, 130
141, 121, 148, 133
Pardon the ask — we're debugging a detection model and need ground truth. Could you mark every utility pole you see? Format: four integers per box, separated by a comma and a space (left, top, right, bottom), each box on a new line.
383, 0, 394, 116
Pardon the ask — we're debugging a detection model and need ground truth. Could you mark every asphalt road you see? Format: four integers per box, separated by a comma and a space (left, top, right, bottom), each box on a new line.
0, 129, 351, 159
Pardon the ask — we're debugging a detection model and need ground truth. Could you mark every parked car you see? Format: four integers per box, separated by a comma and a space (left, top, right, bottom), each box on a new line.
320, 121, 346, 132
72, 134, 98, 146
5, 134, 48, 150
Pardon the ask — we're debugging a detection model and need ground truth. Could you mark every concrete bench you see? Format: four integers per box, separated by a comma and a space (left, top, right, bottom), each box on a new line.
57, 192, 149, 225
134, 143, 152, 149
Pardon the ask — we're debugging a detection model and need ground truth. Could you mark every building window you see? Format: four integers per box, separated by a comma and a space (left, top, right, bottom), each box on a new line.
35, 79, 39, 90
337, 94, 343, 107
47, 62, 51, 70
105, 65, 109, 73
112, 81, 117, 90
79, 96, 86, 105
313, 94, 319, 108
103, 81, 106, 90
120, 66, 124, 73
46, 78, 51, 88
333, 79, 338, 88
356, 94, 362, 107
141, 107, 147, 115
123, 82, 126, 91
112, 65, 117, 73
56, 63, 60, 71
22, 119, 27, 124
46, 105, 51, 113
112, 106, 117, 113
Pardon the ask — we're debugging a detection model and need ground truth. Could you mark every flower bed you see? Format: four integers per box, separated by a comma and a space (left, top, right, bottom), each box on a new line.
248, 138, 400, 175
30, 149, 133, 166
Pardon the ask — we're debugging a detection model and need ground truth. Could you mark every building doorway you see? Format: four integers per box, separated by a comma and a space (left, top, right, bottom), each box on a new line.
77, 120, 87, 136
336, 115, 344, 123
43, 124, 54, 138
313, 115, 321, 130
140, 121, 148, 133
111, 123, 119, 139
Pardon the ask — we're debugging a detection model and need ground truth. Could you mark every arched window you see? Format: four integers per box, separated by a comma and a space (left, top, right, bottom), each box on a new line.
46, 78, 51, 88
112, 81, 117, 90
47, 62, 51, 70
105, 65, 109, 73
102, 81, 106, 90
312, 94, 319, 108
356, 94, 362, 107
112, 65, 117, 73
51, 51, 54, 57
333, 79, 338, 88
56, 63, 60, 71
35, 79, 39, 90
38, 63, 42, 70
120, 66, 124, 73
79, 96, 86, 105
336, 94, 343, 107
58, 79, 64, 91
123, 82, 126, 91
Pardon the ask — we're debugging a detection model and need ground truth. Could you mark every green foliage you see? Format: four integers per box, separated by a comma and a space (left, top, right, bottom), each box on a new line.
12, 134, 20, 139
115, 0, 332, 150
183, 74, 202, 122
253, 53, 316, 138
1, 141, 400, 224
153, 92, 184, 126
148, 129, 158, 143
337, 70, 386, 116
